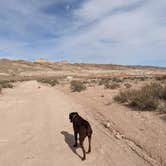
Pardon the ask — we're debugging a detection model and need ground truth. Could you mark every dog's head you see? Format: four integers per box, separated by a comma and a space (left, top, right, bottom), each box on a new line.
69, 112, 79, 122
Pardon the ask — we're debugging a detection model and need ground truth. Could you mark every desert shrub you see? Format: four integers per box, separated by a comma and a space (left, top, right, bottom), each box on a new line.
127, 77, 136, 80
104, 82, 120, 89
2, 83, 13, 88
70, 80, 86, 92
112, 77, 123, 83
129, 94, 158, 110
90, 79, 98, 84
38, 78, 59, 86
139, 77, 145, 81
141, 83, 162, 99
158, 102, 166, 113
127, 76, 147, 81
155, 75, 166, 81
0, 80, 8, 84
82, 80, 88, 84
114, 83, 166, 111
124, 83, 132, 88
161, 86, 166, 100
114, 90, 133, 103
98, 78, 111, 85
0, 81, 14, 88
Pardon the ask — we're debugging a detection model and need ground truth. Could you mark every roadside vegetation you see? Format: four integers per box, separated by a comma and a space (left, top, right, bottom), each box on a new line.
70, 80, 86, 92
114, 83, 166, 112
0, 80, 14, 94
124, 83, 132, 88
0, 80, 14, 89
98, 77, 123, 85
37, 78, 59, 86
104, 82, 120, 89
155, 75, 166, 81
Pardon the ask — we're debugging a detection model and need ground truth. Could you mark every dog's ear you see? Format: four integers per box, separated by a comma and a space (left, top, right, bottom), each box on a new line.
69, 113, 72, 120
74, 112, 79, 115
69, 112, 73, 122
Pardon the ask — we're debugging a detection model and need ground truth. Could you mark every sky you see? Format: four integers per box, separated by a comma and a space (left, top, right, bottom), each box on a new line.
0, 0, 166, 66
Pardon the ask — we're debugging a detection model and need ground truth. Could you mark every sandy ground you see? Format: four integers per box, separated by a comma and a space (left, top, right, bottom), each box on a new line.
0, 81, 165, 166
63, 85, 166, 166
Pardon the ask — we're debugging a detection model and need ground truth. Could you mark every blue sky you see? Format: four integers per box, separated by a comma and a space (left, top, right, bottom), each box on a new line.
0, 0, 166, 66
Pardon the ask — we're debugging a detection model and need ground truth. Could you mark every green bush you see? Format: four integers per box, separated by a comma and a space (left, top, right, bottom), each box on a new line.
70, 80, 86, 92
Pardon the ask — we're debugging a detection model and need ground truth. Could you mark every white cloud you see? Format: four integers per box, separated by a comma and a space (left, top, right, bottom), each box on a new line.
0, 0, 166, 66
74, 0, 145, 21
52, 0, 166, 65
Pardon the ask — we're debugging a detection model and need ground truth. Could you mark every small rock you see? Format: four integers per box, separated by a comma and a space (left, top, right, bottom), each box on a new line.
115, 132, 122, 140
104, 101, 112, 106
104, 122, 111, 128
66, 76, 73, 81
101, 94, 104, 98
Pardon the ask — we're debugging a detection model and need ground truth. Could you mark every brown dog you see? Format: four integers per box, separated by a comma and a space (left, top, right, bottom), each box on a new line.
69, 112, 93, 160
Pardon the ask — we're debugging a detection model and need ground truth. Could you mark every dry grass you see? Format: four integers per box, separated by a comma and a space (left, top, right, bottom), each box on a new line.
112, 77, 123, 83
98, 78, 111, 86
0, 80, 14, 89
158, 102, 166, 113
70, 80, 86, 92
155, 75, 166, 81
114, 83, 166, 111
124, 83, 132, 88
37, 78, 59, 86
104, 82, 120, 89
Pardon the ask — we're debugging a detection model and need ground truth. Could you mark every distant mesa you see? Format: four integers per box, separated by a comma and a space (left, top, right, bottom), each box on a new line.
35, 58, 69, 64
58, 60, 69, 65
35, 58, 54, 64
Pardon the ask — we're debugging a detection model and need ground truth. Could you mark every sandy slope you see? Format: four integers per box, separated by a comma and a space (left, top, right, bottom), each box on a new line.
0, 81, 159, 166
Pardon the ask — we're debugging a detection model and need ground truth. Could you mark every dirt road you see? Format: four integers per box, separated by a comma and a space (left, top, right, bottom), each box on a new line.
0, 81, 160, 166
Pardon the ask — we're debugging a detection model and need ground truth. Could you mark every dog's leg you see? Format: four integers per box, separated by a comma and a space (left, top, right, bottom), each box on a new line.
73, 131, 78, 147
87, 135, 92, 153
80, 141, 86, 161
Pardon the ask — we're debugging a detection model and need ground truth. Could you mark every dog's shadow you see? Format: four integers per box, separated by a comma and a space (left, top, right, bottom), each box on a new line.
61, 131, 82, 159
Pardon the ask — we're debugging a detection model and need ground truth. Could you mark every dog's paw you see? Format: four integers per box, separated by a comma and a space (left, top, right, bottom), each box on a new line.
81, 157, 85, 161
86, 150, 91, 154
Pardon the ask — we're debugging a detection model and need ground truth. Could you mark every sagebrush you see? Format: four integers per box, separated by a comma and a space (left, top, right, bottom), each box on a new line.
104, 82, 120, 89
38, 78, 59, 86
70, 80, 86, 92
114, 83, 166, 111
0, 80, 14, 89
